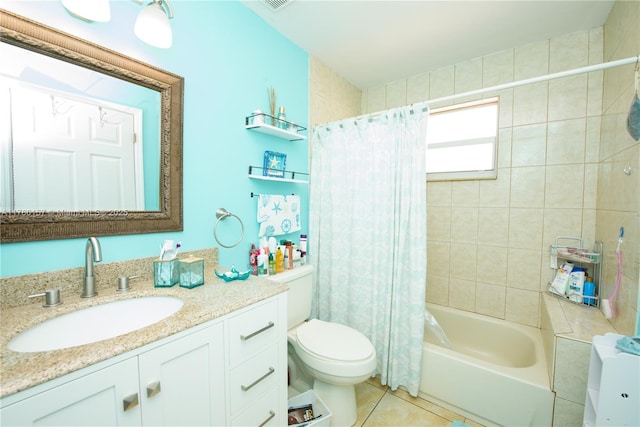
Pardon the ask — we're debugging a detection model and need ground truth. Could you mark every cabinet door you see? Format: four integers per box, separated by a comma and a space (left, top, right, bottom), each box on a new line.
138, 322, 225, 426
0, 357, 141, 426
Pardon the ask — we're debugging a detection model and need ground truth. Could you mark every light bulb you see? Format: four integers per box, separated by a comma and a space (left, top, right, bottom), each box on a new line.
134, 1, 172, 48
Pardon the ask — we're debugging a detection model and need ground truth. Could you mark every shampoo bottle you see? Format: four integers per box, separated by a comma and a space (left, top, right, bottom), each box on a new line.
276, 247, 285, 273
568, 267, 586, 303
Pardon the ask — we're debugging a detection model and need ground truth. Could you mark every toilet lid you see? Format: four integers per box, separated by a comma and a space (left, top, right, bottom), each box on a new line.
296, 319, 374, 362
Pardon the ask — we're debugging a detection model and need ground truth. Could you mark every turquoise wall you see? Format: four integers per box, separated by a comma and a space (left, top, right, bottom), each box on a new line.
0, 0, 309, 277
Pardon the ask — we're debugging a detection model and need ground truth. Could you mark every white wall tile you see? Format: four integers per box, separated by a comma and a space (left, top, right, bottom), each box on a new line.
507, 248, 543, 291
545, 164, 585, 209
475, 281, 506, 318
548, 75, 588, 121
550, 31, 589, 72
553, 338, 591, 403
510, 166, 546, 208
478, 208, 509, 246
513, 81, 549, 126
483, 49, 514, 87
477, 245, 508, 284
514, 40, 549, 80
512, 123, 547, 167
505, 287, 540, 326
509, 208, 544, 250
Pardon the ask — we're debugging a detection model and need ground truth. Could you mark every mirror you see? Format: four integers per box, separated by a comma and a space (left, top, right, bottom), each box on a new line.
0, 10, 184, 242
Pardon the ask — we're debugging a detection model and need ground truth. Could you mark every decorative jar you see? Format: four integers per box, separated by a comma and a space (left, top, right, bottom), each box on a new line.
153, 259, 179, 287
179, 256, 205, 289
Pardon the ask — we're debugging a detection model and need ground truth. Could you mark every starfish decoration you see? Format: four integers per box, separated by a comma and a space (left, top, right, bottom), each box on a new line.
271, 201, 282, 215
268, 155, 281, 170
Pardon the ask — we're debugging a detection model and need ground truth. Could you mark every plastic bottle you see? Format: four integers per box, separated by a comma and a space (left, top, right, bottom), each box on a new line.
249, 244, 258, 276
299, 234, 307, 266
285, 241, 293, 270
276, 247, 285, 273
277, 106, 287, 129
568, 267, 586, 303
583, 276, 596, 306
257, 249, 268, 276
268, 253, 276, 275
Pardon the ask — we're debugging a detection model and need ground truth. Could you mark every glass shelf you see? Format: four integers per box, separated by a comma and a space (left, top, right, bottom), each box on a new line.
248, 166, 308, 184
245, 113, 307, 141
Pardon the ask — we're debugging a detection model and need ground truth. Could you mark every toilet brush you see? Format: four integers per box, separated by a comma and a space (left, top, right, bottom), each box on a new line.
602, 227, 624, 319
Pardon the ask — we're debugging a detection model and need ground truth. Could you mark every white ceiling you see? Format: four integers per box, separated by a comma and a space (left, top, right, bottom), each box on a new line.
241, 0, 615, 89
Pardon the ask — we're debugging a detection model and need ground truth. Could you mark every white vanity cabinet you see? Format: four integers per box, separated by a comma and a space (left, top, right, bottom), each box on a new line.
0, 357, 141, 426
0, 293, 287, 427
138, 322, 226, 426
584, 333, 640, 426
227, 298, 285, 426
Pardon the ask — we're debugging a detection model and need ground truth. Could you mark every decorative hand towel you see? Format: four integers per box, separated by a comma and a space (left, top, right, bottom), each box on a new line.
616, 336, 640, 356
257, 194, 301, 237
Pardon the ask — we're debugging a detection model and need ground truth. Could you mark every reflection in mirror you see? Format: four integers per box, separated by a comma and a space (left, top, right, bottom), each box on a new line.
0, 9, 184, 242
1, 42, 161, 212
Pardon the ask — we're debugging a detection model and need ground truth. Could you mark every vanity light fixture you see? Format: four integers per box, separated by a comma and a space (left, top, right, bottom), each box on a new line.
61, 0, 111, 22
134, 0, 174, 49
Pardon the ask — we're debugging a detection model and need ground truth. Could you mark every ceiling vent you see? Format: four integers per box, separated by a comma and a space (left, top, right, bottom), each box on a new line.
262, 0, 294, 12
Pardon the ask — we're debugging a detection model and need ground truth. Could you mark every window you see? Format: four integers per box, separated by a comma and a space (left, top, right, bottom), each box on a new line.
426, 97, 499, 180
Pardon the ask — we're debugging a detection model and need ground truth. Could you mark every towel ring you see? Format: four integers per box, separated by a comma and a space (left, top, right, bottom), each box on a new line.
213, 208, 245, 248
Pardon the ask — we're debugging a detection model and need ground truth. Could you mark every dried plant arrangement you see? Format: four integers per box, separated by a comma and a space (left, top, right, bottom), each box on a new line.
268, 86, 277, 125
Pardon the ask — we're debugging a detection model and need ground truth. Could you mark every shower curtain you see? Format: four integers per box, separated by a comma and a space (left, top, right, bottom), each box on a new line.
308, 105, 428, 396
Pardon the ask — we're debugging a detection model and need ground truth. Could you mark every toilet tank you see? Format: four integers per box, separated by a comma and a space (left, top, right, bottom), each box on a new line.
265, 265, 313, 329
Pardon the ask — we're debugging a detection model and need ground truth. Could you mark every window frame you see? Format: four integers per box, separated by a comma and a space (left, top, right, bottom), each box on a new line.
426, 97, 499, 181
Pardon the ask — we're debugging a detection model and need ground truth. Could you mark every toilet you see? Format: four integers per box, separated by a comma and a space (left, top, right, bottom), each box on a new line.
267, 265, 376, 427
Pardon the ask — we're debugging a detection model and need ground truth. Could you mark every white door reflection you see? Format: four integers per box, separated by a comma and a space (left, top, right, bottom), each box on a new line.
5, 81, 144, 211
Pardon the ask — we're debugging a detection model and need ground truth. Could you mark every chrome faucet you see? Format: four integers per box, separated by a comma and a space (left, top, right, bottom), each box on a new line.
81, 237, 102, 298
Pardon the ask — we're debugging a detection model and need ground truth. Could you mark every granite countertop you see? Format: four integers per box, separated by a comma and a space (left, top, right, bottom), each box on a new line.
0, 273, 287, 399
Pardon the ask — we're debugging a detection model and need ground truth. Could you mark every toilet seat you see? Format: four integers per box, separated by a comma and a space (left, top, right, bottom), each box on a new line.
296, 318, 375, 362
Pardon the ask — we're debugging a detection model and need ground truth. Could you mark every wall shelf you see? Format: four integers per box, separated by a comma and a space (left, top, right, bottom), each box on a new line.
248, 166, 308, 184
245, 114, 307, 141
548, 237, 603, 308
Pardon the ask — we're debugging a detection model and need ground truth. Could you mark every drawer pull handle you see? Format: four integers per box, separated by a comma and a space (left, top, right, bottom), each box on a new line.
123, 393, 139, 412
146, 381, 161, 398
258, 410, 276, 427
240, 321, 274, 341
241, 367, 275, 391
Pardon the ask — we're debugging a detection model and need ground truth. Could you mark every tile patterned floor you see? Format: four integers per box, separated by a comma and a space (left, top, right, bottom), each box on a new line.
354, 377, 485, 427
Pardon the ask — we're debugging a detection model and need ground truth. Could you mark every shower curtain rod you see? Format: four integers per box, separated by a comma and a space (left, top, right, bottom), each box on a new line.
349, 54, 640, 122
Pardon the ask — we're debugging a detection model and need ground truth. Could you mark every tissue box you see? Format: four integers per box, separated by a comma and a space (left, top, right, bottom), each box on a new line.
178, 256, 204, 289
153, 259, 179, 287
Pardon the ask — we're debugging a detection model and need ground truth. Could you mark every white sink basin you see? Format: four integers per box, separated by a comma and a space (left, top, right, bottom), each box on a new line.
8, 296, 184, 353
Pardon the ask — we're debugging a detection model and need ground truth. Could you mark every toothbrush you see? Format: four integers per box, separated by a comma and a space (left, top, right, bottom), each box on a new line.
602, 227, 623, 319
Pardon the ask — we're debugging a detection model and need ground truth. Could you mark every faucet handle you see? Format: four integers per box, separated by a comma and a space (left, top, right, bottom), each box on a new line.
29, 289, 62, 307
117, 275, 140, 292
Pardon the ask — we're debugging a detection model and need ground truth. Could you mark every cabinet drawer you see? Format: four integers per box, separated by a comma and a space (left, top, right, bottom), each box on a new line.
228, 299, 278, 366
231, 389, 280, 427
229, 344, 279, 417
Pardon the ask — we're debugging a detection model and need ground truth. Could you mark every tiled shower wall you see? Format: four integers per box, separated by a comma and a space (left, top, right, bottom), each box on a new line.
309, 3, 639, 333
597, 0, 639, 336
309, 57, 362, 129
361, 28, 605, 328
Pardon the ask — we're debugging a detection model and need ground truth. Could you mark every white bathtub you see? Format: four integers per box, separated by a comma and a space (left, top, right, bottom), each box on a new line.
420, 304, 554, 426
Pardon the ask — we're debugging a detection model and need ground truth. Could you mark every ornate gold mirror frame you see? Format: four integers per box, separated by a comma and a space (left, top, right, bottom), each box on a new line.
0, 10, 184, 242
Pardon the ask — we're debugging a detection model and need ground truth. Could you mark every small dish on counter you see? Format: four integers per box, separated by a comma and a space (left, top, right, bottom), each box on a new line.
214, 266, 251, 282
